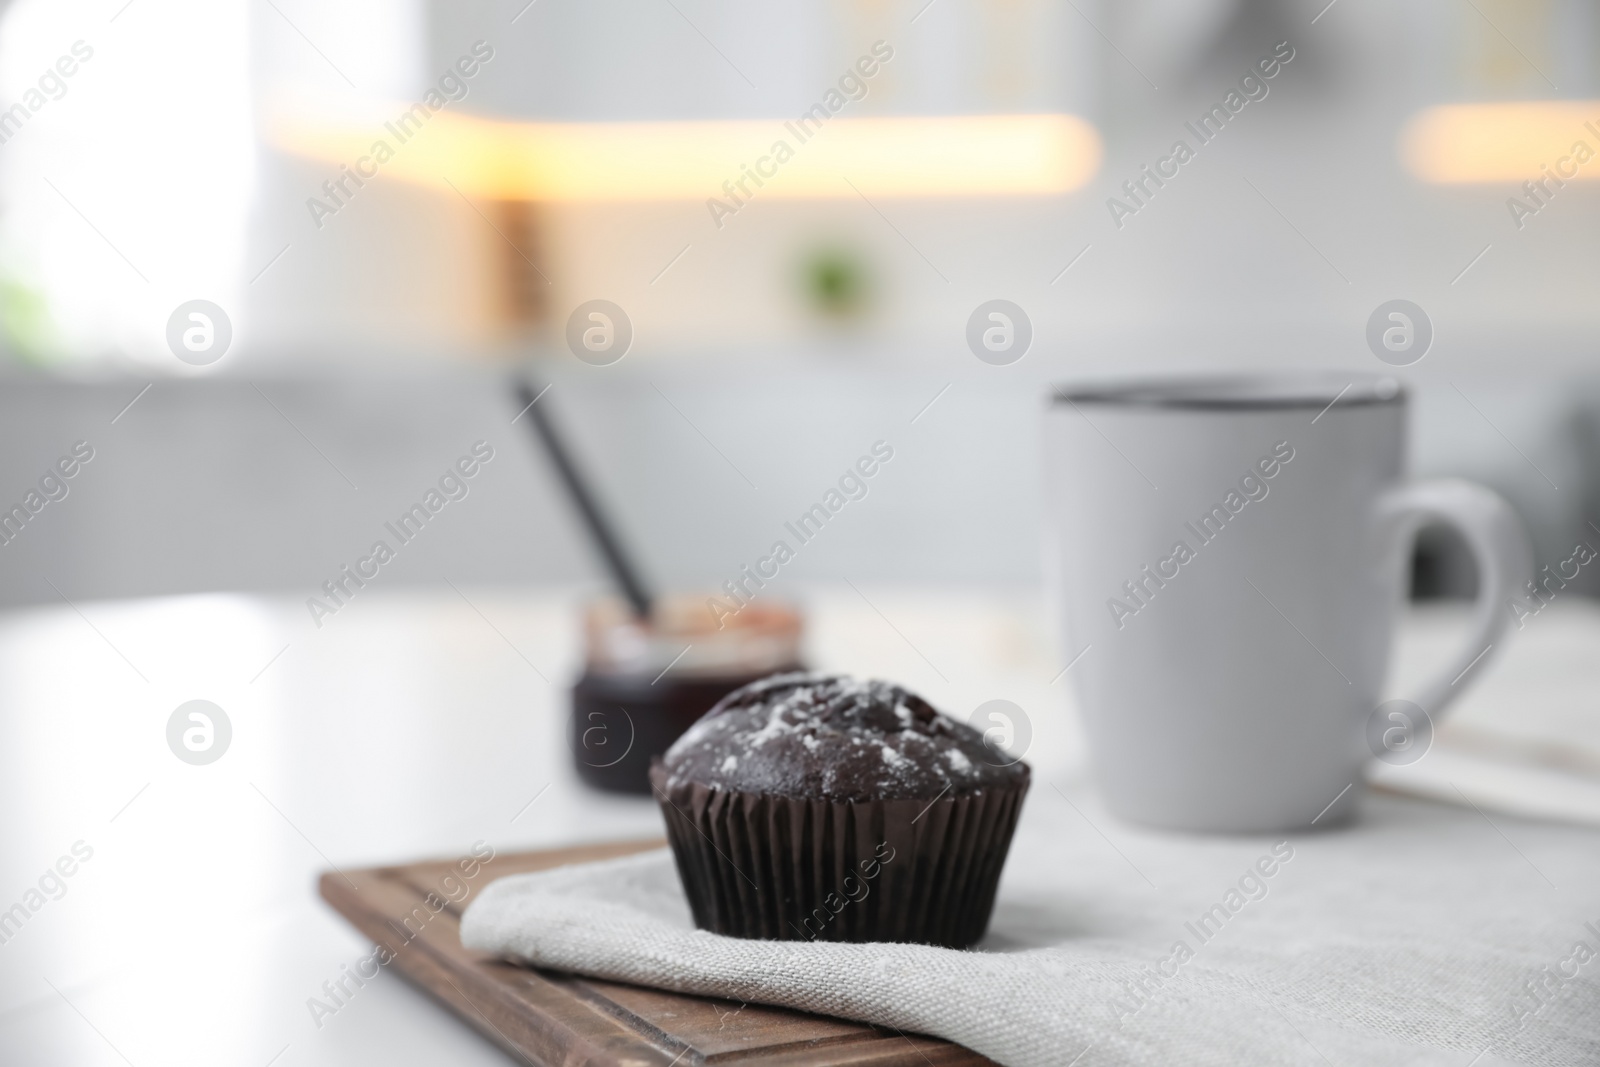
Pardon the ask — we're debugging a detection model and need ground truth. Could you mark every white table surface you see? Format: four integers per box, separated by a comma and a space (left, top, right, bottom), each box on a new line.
0, 585, 1596, 1066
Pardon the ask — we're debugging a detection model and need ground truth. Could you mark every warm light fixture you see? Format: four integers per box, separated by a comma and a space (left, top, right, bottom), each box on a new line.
1401, 101, 1600, 183
269, 101, 1102, 201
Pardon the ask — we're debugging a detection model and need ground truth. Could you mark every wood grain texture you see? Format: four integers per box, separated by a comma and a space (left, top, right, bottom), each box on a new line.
320, 839, 998, 1067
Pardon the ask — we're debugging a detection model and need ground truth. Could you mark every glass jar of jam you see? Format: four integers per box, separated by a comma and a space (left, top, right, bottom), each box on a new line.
571, 597, 803, 794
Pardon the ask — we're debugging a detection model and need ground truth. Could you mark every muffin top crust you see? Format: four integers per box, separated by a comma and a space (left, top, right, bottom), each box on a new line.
659, 672, 1029, 801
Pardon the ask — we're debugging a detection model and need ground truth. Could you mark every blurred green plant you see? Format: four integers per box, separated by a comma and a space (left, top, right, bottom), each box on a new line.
0, 275, 56, 365
798, 246, 872, 320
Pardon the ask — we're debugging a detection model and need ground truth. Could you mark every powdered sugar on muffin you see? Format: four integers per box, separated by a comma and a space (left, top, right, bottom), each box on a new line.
660, 671, 1026, 801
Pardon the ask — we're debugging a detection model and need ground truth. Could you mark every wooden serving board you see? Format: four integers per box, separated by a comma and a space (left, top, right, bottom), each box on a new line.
320, 838, 997, 1066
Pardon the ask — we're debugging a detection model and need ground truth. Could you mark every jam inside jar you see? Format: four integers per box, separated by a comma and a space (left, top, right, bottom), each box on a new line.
571, 597, 802, 794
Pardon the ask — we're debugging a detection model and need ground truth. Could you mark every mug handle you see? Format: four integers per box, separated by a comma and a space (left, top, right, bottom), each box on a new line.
1376, 479, 1532, 717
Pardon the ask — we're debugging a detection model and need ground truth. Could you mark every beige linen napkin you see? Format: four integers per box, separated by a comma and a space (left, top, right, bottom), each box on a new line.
462, 790, 1600, 1067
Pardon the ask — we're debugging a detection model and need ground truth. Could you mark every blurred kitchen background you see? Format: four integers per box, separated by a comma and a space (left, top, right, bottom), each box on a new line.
0, 0, 1597, 606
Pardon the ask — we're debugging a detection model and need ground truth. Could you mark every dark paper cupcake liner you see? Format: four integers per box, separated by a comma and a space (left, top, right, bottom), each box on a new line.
649, 761, 1029, 948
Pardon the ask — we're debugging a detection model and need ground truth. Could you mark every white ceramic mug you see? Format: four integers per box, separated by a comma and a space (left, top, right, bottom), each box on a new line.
1042, 374, 1530, 832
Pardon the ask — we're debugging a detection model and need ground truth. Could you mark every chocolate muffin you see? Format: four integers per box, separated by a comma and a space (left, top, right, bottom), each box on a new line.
650, 672, 1030, 947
